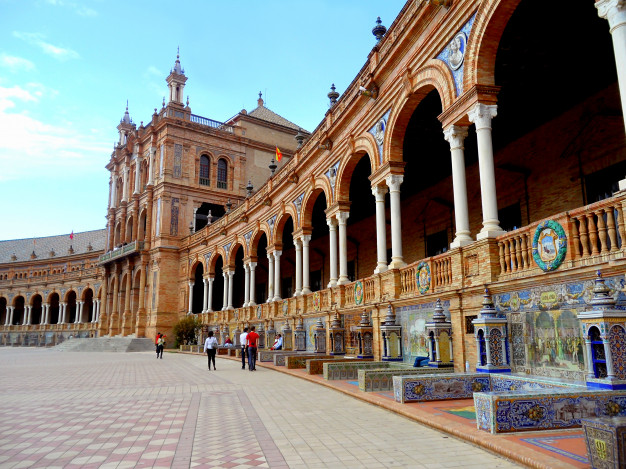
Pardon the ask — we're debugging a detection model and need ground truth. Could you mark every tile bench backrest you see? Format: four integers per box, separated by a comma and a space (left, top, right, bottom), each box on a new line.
393, 373, 490, 403
475, 388, 626, 434
324, 361, 403, 380
358, 367, 454, 392
306, 358, 373, 375
286, 355, 333, 369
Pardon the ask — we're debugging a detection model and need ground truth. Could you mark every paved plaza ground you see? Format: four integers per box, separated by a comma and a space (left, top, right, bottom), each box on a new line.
0, 348, 521, 469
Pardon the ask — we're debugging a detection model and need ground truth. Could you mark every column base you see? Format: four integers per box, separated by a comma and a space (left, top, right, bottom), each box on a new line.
294, 292, 302, 297
248, 301, 256, 307
272, 296, 282, 302
337, 277, 349, 285
388, 259, 406, 270
476, 228, 506, 240
450, 236, 473, 249
302, 288, 311, 294
327, 280, 338, 288
374, 264, 388, 274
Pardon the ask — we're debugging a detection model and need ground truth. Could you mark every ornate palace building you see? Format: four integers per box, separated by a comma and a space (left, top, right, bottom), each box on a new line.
2, 0, 626, 383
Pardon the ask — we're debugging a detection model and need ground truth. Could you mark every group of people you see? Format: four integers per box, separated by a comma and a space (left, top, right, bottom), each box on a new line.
155, 332, 166, 359
200, 328, 283, 371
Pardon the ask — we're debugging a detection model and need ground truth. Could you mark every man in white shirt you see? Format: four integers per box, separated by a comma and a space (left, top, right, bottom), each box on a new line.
203, 330, 218, 370
240, 327, 248, 370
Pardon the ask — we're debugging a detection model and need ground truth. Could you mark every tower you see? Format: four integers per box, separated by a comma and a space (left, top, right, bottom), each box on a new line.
166, 49, 187, 106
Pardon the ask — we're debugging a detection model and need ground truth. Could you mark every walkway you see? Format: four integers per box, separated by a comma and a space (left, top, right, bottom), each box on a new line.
0, 348, 519, 469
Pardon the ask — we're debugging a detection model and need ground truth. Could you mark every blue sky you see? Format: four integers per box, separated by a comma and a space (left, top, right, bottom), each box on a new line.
0, 0, 405, 241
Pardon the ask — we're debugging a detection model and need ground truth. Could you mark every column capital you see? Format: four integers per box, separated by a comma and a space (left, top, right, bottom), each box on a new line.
597, 0, 626, 30
443, 125, 468, 150
385, 174, 404, 191
203, 277, 209, 285
227, 270, 235, 278
468, 103, 497, 130
249, 261, 257, 269
335, 211, 349, 224
301, 234, 311, 244
188, 280, 194, 287
294, 237, 303, 248
371, 184, 388, 200
273, 250, 282, 259
326, 217, 337, 228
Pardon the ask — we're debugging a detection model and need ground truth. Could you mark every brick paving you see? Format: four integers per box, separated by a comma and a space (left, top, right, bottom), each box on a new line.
0, 349, 519, 469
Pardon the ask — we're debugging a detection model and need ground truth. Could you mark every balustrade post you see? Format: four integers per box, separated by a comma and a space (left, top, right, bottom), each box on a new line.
596, 210, 609, 253
606, 208, 619, 252
587, 213, 599, 255
578, 216, 590, 257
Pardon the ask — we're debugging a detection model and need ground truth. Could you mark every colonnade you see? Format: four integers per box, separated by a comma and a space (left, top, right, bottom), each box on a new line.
2, 299, 100, 326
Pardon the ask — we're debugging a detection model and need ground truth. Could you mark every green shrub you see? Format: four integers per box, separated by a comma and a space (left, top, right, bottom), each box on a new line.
172, 316, 202, 348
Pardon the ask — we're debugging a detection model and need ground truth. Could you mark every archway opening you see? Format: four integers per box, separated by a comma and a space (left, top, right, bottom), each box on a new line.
346, 154, 374, 279
192, 263, 204, 314
233, 245, 245, 308
280, 217, 295, 298
213, 256, 224, 311
195, 202, 226, 231
255, 233, 269, 304
49, 293, 59, 324
309, 191, 329, 291
31, 294, 42, 325
13, 296, 25, 325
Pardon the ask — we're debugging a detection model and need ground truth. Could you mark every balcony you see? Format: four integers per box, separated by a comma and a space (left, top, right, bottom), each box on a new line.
99, 240, 145, 264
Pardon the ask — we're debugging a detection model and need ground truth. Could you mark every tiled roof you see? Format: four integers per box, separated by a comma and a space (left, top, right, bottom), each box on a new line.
0, 229, 106, 265
247, 105, 301, 131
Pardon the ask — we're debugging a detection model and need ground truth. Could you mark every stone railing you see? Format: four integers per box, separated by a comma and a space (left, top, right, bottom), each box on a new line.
497, 192, 626, 278
99, 240, 144, 264
399, 251, 455, 298
0, 267, 100, 287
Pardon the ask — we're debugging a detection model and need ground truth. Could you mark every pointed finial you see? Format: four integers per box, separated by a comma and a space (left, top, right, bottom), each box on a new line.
432, 298, 447, 323
257, 91, 264, 107
479, 288, 497, 318
372, 16, 387, 42
359, 310, 371, 327
591, 270, 617, 309
186, 95, 189, 107
177, 45, 179, 58
162, 97, 165, 108
328, 83, 339, 106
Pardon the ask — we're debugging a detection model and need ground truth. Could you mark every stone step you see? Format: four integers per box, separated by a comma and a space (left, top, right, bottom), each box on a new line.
53, 337, 154, 353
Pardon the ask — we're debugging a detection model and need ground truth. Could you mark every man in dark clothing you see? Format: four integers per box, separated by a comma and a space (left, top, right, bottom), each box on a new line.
240, 327, 248, 370
246, 326, 260, 371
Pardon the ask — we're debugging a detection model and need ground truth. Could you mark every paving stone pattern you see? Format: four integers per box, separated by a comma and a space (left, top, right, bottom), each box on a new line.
0, 349, 520, 468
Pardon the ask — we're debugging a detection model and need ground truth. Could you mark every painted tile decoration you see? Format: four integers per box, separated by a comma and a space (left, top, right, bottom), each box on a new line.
521, 435, 588, 464
415, 262, 431, 295
610, 325, 626, 380
436, 13, 476, 96
532, 220, 567, 272
368, 109, 391, 165
354, 280, 364, 305
489, 328, 502, 366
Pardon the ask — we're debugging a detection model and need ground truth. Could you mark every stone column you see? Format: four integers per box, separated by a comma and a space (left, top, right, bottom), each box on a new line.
372, 185, 388, 274
386, 174, 405, 268
77, 301, 84, 324
4, 306, 10, 326
92, 300, 99, 323
500, 335, 508, 367
585, 338, 595, 380
267, 253, 274, 302
25, 306, 31, 325
327, 218, 338, 288
475, 336, 482, 367
9, 306, 15, 325
249, 262, 257, 306
60, 303, 67, 325
604, 337, 616, 378
294, 239, 303, 296
598, 0, 626, 132
207, 277, 214, 312
122, 167, 129, 203
193, 207, 198, 232
134, 157, 142, 194
243, 263, 250, 307
148, 147, 155, 186
485, 334, 493, 366
110, 174, 117, 209
42, 303, 48, 325
336, 211, 350, 285
188, 281, 194, 314
273, 250, 282, 301
468, 104, 504, 239
444, 125, 473, 248
434, 337, 441, 363
227, 270, 235, 310
222, 272, 228, 311
302, 235, 311, 294
202, 278, 209, 313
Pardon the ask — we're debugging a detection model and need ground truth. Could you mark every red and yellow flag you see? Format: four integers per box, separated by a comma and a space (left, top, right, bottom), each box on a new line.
275, 146, 282, 162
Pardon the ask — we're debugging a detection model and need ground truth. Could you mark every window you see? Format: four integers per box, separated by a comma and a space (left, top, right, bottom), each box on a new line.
498, 202, 522, 232
585, 160, 626, 203
426, 229, 448, 257
217, 159, 228, 189
199, 155, 210, 186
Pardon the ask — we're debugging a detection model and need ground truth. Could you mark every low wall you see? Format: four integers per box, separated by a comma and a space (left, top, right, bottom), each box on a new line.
259, 350, 295, 362
324, 361, 412, 380
306, 358, 373, 375
359, 367, 453, 392
393, 373, 581, 404
286, 355, 333, 369
475, 388, 626, 434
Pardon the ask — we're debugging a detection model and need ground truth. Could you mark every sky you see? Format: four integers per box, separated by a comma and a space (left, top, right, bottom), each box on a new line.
0, 0, 406, 241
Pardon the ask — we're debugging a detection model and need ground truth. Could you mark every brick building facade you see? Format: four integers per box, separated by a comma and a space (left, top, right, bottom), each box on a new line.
2, 0, 626, 379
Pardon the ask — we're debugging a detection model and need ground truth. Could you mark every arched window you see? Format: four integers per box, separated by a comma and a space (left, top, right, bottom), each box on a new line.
217, 159, 228, 189
199, 155, 210, 186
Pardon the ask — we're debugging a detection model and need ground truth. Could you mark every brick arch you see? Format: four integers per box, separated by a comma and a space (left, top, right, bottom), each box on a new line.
29, 293, 43, 306
81, 287, 94, 301
189, 259, 204, 280
207, 250, 226, 276
301, 178, 332, 229
335, 136, 378, 203
386, 61, 455, 164
249, 225, 270, 258
464, 0, 522, 89
274, 211, 296, 246
12, 295, 25, 307
63, 289, 78, 302
227, 242, 245, 269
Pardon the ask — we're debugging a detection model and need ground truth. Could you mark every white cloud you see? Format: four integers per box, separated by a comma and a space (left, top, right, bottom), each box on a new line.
13, 32, 80, 61
145, 66, 162, 77
44, 0, 98, 17
0, 84, 109, 182
0, 54, 36, 73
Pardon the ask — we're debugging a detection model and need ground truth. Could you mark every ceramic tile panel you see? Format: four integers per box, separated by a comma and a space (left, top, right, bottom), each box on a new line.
323, 361, 398, 380
286, 354, 332, 369
358, 367, 453, 392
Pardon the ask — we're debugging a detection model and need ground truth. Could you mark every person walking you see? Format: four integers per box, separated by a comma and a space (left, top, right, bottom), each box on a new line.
203, 330, 218, 370
240, 327, 248, 370
246, 326, 260, 371
155, 332, 161, 358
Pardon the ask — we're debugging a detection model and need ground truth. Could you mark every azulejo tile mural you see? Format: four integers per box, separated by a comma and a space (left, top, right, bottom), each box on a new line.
398, 301, 451, 365
494, 274, 626, 381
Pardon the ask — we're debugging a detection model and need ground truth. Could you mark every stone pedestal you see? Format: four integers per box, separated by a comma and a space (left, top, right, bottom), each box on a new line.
314, 317, 326, 354
294, 317, 306, 351
329, 312, 345, 355
380, 304, 403, 361
472, 289, 510, 373
425, 299, 454, 368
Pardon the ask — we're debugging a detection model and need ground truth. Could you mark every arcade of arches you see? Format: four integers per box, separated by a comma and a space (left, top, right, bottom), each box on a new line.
2, 0, 626, 377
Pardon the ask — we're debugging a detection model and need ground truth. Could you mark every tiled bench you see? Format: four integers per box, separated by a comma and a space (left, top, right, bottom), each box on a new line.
286, 355, 333, 369
358, 367, 453, 392
582, 416, 626, 468
275, 353, 327, 367
324, 361, 412, 380
306, 358, 373, 375
259, 350, 296, 362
